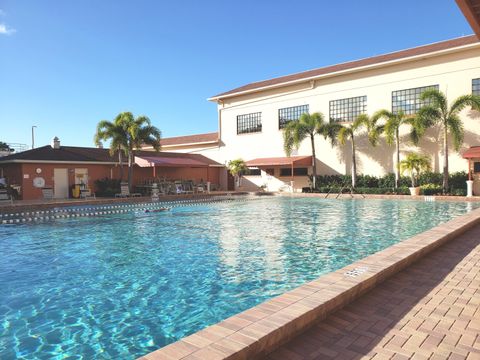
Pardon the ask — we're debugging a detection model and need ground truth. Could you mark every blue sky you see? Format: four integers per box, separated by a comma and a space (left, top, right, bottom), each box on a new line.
0, 0, 474, 148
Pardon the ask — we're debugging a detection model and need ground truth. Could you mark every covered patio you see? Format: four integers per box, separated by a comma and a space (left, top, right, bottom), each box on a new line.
134, 154, 220, 194
243, 155, 313, 192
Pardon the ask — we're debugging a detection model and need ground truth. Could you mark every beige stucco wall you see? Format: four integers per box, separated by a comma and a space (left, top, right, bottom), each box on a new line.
212, 45, 480, 191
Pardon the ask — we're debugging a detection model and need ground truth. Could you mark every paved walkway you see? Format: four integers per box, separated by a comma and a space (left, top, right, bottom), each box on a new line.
267, 224, 480, 360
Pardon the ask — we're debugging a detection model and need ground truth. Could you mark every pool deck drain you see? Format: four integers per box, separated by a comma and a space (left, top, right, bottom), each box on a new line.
139, 207, 480, 360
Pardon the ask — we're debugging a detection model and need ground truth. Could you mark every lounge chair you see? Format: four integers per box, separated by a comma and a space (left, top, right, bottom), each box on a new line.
174, 181, 194, 195
115, 182, 141, 198
80, 188, 96, 200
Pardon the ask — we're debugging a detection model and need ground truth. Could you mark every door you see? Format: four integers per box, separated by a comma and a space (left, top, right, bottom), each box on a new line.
54, 168, 69, 198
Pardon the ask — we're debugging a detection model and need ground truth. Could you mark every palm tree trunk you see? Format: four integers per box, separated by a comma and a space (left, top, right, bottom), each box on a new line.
351, 136, 357, 189
118, 150, 124, 181
310, 134, 317, 190
128, 150, 133, 191
395, 129, 400, 189
443, 124, 449, 193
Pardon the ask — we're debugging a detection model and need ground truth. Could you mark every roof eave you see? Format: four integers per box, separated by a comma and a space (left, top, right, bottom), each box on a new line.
0, 160, 125, 165
456, 0, 480, 38
208, 41, 480, 102
147, 140, 219, 148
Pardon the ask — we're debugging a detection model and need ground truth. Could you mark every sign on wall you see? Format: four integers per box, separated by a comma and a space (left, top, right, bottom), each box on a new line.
33, 177, 46, 188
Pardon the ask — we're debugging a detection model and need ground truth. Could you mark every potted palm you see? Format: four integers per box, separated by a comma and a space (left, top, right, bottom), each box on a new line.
400, 153, 431, 196
227, 159, 249, 189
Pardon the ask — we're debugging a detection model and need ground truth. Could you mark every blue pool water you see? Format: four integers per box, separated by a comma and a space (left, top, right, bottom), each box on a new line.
0, 197, 478, 359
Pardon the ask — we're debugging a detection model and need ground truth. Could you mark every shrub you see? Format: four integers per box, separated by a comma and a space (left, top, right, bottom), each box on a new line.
94, 177, 121, 197
448, 171, 468, 190
420, 183, 443, 195
309, 172, 468, 192
302, 186, 410, 195
418, 172, 442, 186
450, 188, 467, 196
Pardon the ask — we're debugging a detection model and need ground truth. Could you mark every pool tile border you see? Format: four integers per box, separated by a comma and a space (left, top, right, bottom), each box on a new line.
139, 206, 480, 360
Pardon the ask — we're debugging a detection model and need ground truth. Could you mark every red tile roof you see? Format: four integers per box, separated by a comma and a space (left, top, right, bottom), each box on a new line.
246, 156, 312, 167
160, 132, 218, 146
210, 35, 480, 100
0, 145, 222, 166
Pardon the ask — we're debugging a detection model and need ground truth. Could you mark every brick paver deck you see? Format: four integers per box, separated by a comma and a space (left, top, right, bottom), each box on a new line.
266, 224, 480, 360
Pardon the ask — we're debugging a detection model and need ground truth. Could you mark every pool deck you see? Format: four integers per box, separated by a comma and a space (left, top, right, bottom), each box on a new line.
266, 220, 480, 359
139, 205, 480, 360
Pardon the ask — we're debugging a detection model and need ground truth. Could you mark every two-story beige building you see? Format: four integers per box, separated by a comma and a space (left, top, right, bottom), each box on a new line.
153, 36, 480, 194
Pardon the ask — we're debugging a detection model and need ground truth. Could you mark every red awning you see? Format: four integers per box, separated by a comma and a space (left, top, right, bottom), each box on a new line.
135, 156, 209, 168
245, 155, 312, 167
462, 146, 480, 159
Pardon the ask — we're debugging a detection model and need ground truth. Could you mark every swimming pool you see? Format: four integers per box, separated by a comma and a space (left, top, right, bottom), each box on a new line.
0, 197, 478, 359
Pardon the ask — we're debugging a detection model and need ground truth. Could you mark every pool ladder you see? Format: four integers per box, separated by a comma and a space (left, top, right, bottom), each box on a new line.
325, 183, 365, 199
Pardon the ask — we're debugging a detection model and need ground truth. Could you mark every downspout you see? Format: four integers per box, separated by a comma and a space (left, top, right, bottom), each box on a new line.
218, 100, 224, 148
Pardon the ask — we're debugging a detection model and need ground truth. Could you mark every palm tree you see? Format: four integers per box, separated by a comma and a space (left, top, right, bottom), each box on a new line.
416, 89, 480, 192
400, 152, 431, 188
326, 114, 370, 188
0, 142, 14, 153
283, 112, 328, 189
373, 110, 417, 189
94, 112, 161, 189
94, 118, 128, 180
227, 159, 248, 188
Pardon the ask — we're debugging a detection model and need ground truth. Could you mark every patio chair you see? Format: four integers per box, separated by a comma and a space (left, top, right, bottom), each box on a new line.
196, 183, 205, 193
181, 180, 194, 194
0, 189, 13, 205
115, 182, 141, 198
80, 187, 96, 200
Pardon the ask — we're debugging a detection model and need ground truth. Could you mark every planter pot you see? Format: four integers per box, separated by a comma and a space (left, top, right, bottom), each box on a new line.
409, 187, 421, 196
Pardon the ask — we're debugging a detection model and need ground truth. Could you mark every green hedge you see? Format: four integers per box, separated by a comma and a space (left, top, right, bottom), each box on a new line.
94, 177, 121, 197
305, 186, 410, 195
305, 172, 468, 195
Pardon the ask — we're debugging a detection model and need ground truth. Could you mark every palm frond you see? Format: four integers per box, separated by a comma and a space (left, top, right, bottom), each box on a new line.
447, 114, 464, 151
449, 94, 480, 116
420, 89, 447, 114
337, 126, 351, 145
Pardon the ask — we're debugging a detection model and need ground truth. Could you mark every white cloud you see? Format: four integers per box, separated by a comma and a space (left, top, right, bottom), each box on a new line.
0, 23, 16, 35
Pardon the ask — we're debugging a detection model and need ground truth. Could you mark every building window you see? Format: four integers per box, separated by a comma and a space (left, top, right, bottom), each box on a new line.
247, 168, 261, 176
474, 162, 480, 173
392, 85, 439, 115
278, 105, 309, 129
293, 167, 308, 176
473, 79, 480, 96
237, 112, 262, 134
279, 168, 308, 176
329, 96, 367, 122
266, 168, 275, 176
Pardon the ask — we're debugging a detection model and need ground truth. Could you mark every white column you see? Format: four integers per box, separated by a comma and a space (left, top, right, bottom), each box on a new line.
466, 180, 473, 197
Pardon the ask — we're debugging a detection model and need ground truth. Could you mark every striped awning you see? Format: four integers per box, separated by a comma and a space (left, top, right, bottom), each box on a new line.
462, 146, 480, 159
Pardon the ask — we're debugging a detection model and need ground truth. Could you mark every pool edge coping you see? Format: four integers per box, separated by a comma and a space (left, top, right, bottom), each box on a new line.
138, 206, 480, 360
